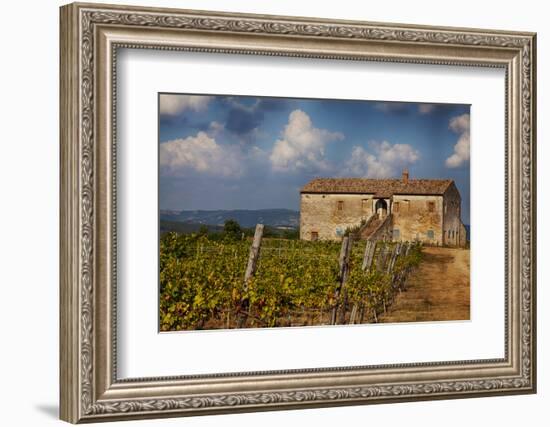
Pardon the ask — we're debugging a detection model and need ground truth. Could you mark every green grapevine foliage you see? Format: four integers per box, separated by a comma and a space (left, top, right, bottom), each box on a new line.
159, 232, 422, 331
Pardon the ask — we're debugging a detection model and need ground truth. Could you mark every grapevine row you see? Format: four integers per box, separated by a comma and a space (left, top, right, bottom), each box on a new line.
159, 231, 422, 331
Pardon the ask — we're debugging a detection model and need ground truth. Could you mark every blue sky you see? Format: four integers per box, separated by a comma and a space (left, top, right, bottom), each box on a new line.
159, 94, 471, 224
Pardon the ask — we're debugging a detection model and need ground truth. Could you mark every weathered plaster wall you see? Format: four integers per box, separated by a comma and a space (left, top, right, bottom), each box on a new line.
301, 190, 465, 247
442, 183, 463, 247
391, 195, 443, 245
459, 222, 468, 248
300, 193, 375, 240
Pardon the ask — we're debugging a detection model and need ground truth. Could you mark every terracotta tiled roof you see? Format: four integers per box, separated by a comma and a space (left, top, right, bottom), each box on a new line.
300, 177, 454, 198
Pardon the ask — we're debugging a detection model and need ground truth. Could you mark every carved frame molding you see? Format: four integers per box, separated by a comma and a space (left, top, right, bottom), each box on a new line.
60, 2, 536, 423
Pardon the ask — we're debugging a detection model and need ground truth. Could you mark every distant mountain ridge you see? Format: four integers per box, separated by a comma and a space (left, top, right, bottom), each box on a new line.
160, 209, 300, 229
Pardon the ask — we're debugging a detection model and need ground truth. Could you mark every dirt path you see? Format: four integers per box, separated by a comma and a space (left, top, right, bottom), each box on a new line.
379, 246, 470, 323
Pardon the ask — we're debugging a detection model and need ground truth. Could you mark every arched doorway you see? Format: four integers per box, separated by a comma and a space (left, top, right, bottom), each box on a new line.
375, 199, 388, 218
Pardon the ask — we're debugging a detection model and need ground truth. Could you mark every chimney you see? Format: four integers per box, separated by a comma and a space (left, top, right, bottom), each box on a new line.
402, 168, 409, 184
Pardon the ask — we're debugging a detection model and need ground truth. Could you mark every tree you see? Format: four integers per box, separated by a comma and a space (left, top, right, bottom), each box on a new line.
198, 225, 209, 236
223, 219, 242, 241
282, 228, 300, 240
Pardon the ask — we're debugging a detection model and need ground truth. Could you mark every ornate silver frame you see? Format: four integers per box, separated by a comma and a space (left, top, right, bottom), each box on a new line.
60, 2, 536, 423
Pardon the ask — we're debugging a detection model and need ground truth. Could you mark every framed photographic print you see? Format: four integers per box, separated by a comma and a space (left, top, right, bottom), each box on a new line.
60, 2, 537, 423
158, 93, 470, 332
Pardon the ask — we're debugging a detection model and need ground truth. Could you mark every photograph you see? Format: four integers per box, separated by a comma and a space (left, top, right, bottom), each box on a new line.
158, 93, 471, 331
57, 3, 536, 422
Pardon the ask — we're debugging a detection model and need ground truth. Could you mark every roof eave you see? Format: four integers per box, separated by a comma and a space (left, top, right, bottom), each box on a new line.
301, 190, 447, 196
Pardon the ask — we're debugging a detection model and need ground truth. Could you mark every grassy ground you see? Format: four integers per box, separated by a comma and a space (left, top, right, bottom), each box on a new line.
379, 246, 470, 323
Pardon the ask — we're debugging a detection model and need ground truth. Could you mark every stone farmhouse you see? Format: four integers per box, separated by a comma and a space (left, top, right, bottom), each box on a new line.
300, 170, 467, 247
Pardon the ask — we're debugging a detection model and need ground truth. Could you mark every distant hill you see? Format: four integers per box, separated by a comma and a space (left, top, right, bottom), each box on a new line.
160, 209, 300, 229
160, 220, 223, 235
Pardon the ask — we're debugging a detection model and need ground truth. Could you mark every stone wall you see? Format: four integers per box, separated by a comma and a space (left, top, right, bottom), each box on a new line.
391, 194, 444, 245
459, 222, 468, 247
300, 189, 466, 247
442, 183, 463, 247
300, 193, 375, 240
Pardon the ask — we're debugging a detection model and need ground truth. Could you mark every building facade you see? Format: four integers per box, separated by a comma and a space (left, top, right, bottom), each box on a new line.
300, 170, 467, 247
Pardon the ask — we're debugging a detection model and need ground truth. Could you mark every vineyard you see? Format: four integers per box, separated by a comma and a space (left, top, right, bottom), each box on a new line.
159, 228, 422, 331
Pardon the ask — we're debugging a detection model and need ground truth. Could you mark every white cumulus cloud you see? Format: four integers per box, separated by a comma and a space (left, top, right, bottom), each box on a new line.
160, 131, 242, 178
449, 113, 470, 133
345, 141, 419, 178
445, 113, 470, 168
159, 94, 212, 116
270, 109, 343, 172
418, 104, 436, 114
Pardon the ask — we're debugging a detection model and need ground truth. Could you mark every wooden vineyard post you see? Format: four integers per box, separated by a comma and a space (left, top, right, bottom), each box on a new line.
376, 242, 394, 314
349, 304, 358, 324
237, 224, 264, 328
349, 240, 377, 324
387, 242, 402, 274
244, 224, 264, 282
331, 236, 353, 325
401, 241, 413, 290
386, 243, 402, 307
361, 240, 376, 271
396, 242, 409, 290
369, 242, 388, 321
376, 242, 389, 272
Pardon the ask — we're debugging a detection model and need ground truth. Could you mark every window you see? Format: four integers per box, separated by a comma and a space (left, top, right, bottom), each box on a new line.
393, 202, 399, 212
311, 231, 319, 241
427, 201, 435, 212
393, 229, 400, 240
361, 199, 370, 212
427, 229, 435, 239
337, 200, 344, 211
